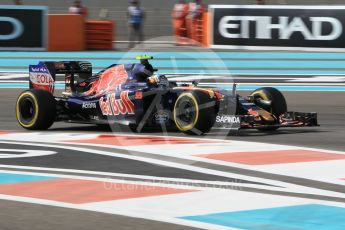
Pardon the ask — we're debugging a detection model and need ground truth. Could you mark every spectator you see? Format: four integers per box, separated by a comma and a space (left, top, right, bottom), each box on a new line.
14, 0, 22, 4
256, 0, 265, 5
69, 0, 88, 18
172, 0, 189, 45
127, 0, 145, 48
186, 0, 205, 45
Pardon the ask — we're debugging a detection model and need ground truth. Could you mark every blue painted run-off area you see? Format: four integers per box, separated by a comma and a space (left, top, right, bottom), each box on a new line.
0, 172, 55, 184
1, 51, 345, 75
181, 204, 345, 230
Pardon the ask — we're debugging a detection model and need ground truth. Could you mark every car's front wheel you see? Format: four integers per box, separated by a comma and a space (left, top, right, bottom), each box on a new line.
250, 87, 287, 131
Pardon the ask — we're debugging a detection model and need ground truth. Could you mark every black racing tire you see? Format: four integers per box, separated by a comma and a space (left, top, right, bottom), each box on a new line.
250, 87, 287, 131
16, 89, 56, 130
173, 90, 216, 135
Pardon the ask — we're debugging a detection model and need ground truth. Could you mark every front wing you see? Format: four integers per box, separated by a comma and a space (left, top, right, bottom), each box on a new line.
214, 112, 318, 130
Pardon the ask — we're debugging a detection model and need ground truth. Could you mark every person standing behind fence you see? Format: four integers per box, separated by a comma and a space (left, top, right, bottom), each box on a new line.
172, 0, 189, 45
128, 0, 145, 48
14, 0, 22, 4
69, 0, 88, 18
186, 0, 205, 45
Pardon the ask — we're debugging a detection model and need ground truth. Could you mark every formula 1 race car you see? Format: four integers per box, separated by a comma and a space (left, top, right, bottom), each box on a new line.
15, 56, 318, 135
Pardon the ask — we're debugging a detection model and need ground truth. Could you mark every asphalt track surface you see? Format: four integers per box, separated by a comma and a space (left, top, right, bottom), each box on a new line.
0, 89, 344, 230
2, 89, 344, 151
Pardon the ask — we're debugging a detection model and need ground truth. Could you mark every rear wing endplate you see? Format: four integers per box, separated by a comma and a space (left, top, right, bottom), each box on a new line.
29, 61, 92, 93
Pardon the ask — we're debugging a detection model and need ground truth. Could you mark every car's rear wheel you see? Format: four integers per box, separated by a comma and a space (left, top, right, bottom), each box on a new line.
16, 89, 56, 130
173, 91, 216, 135
250, 87, 287, 131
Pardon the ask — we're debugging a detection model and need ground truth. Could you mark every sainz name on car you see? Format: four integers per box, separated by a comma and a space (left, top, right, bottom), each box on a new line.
216, 115, 241, 124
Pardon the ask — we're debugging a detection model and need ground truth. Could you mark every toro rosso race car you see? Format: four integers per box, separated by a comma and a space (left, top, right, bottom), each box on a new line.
16, 56, 318, 135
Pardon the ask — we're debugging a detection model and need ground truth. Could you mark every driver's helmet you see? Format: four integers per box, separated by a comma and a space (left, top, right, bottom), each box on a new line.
131, 63, 153, 82
141, 59, 154, 74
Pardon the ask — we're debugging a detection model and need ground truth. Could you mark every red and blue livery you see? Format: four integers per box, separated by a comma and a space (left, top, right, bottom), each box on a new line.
15, 56, 318, 134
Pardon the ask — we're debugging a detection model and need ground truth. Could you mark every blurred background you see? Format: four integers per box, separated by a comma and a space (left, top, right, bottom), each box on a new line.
1, 0, 344, 40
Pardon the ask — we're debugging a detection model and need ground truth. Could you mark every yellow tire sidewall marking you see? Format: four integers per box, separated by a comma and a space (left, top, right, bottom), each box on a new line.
250, 89, 273, 113
174, 92, 199, 132
16, 91, 39, 128
250, 90, 269, 101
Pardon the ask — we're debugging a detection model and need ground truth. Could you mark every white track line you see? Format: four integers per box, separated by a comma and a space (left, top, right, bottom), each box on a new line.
0, 139, 344, 199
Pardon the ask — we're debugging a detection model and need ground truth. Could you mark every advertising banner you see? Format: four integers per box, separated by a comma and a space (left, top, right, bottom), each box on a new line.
0, 5, 47, 50
210, 5, 345, 50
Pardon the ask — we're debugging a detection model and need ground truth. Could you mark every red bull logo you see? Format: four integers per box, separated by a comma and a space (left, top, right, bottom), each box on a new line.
84, 65, 128, 96
99, 91, 135, 116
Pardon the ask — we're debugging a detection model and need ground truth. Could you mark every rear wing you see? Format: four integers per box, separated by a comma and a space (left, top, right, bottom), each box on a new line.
29, 61, 92, 93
